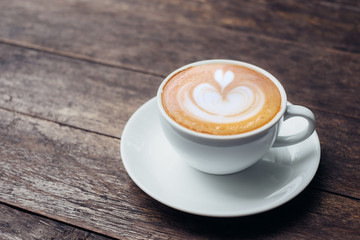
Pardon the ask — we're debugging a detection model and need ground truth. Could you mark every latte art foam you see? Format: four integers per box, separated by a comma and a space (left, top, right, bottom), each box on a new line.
162, 64, 281, 135
180, 70, 265, 123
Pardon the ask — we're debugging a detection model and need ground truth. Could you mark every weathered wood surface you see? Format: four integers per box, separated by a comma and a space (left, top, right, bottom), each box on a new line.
0, 0, 359, 239
0, 109, 359, 239
0, 0, 359, 118
0, 44, 162, 138
0, 44, 359, 199
0, 203, 113, 240
314, 109, 360, 199
0, 0, 358, 54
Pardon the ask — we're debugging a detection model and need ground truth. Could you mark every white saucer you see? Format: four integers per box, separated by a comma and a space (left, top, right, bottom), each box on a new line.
120, 98, 320, 217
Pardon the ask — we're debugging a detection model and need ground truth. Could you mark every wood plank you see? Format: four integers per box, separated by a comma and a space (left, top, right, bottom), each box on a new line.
0, 44, 359, 199
0, 203, 112, 240
0, 44, 163, 138
0, 109, 359, 239
0, 1, 359, 118
0, 0, 358, 54
313, 109, 360, 198
110, 0, 360, 53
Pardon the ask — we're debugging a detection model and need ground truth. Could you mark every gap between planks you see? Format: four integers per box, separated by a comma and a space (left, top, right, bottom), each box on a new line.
0, 23, 359, 75
0, 201, 117, 240
0, 105, 120, 140
311, 186, 360, 202
0, 38, 166, 79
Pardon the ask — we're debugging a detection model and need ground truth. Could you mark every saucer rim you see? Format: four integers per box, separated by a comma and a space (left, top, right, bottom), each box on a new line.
120, 98, 321, 217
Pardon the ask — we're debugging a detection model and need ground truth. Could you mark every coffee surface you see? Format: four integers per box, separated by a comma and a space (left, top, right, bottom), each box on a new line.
161, 63, 281, 135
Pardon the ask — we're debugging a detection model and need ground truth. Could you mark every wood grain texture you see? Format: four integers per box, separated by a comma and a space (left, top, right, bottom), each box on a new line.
0, 109, 359, 239
0, 0, 358, 53
0, 203, 113, 240
0, 44, 359, 199
312, 109, 360, 199
0, 44, 162, 138
107, 0, 360, 53
0, 0, 359, 118
0, 1, 359, 238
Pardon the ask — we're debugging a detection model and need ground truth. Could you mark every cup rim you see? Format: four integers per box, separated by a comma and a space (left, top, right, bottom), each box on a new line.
157, 59, 287, 140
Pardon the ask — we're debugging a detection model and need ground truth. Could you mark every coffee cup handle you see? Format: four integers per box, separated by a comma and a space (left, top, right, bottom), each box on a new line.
273, 105, 316, 148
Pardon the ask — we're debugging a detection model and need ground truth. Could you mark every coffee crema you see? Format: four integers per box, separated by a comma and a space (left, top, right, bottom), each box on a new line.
161, 63, 281, 135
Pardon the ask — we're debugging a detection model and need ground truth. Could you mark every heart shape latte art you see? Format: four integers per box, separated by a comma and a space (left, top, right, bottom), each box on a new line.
179, 69, 265, 123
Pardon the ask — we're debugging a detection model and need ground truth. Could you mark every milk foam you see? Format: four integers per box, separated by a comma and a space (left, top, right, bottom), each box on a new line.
178, 69, 265, 123
161, 63, 282, 135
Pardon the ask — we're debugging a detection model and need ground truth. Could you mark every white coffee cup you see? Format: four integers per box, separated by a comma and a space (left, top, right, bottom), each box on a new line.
157, 60, 315, 175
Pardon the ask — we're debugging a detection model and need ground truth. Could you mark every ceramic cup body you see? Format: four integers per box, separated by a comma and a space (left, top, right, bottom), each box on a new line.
157, 60, 315, 175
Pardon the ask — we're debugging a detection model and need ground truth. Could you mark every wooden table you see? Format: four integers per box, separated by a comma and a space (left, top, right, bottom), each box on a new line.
0, 1, 359, 239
